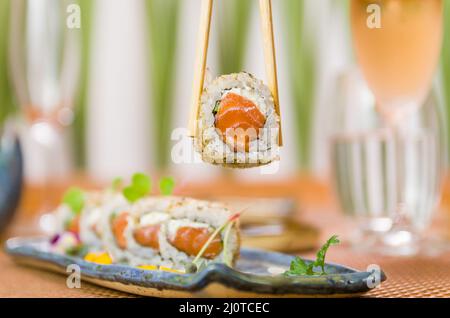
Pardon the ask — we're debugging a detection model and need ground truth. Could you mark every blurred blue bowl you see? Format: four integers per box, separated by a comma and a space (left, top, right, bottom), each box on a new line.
0, 128, 23, 233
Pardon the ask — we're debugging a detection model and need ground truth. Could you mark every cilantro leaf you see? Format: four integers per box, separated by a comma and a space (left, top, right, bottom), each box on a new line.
122, 173, 152, 203
159, 177, 175, 195
314, 235, 340, 274
284, 256, 314, 276
283, 235, 340, 277
62, 187, 85, 215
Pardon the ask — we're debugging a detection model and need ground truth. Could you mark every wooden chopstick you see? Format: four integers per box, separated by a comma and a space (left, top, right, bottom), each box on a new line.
188, 0, 214, 137
189, 0, 282, 147
259, 0, 282, 146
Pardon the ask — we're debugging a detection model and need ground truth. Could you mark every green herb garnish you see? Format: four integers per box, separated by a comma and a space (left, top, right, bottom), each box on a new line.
122, 173, 151, 203
284, 255, 314, 276
284, 235, 340, 276
159, 176, 175, 195
65, 244, 89, 258
222, 222, 234, 267
62, 187, 85, 215
314, 235, 340, 273
212, 100, 221, 115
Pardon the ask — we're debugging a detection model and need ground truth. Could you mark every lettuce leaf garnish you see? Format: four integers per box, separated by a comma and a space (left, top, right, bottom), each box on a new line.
159, 176, 175, 195
123, 173, 151, 203
62, 187, 85, 215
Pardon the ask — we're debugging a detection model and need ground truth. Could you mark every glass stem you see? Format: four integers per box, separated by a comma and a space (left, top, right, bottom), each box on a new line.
393, 123, 407, 228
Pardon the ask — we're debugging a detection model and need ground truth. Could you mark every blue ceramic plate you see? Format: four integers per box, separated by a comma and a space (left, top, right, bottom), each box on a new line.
5, 236, 386, 297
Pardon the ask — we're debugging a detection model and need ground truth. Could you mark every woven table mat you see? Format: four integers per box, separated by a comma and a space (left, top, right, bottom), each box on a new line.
316, 247, 450, 298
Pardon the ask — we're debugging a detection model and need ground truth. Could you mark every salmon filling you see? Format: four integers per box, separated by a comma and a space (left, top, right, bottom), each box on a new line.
112, 214, 223, 258
214, 92, 266, 151
170, 226, 223, 259
133, 224, 161, 250
111, 212, 129, 249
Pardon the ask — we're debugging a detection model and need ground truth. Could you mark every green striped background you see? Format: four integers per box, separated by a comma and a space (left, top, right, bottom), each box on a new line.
0, 0, 449, 170
0, 0, 15, 127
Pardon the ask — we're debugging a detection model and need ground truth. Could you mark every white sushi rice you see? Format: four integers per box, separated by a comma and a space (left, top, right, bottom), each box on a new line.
79, 206, 102, 247
196, 72, 280, 167
79, 191, 118, 249
52, 204, 73, 235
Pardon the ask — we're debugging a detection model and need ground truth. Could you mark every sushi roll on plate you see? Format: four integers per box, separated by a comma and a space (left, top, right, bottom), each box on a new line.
102, 196, 240, 270
49, 176, 241, 272
51, 189, 128, 252
196, 72, 280, 168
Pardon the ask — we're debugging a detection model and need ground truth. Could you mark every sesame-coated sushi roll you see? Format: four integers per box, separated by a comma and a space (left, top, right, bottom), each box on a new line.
105, 196, 240, 270
157, 196, 240, 269
51, 189, 127, 253
196, 72, 280, 167
120, 197, 172, 267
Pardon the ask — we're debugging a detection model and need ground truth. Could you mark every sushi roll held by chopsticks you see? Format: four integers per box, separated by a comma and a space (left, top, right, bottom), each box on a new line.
195, 72, 280, 167
189, 0, 281, 168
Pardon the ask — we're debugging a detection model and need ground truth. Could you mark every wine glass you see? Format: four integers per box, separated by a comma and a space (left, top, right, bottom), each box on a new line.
9, 0, 81, 218
349, 0, 444, 254
331, 69, 446, 256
